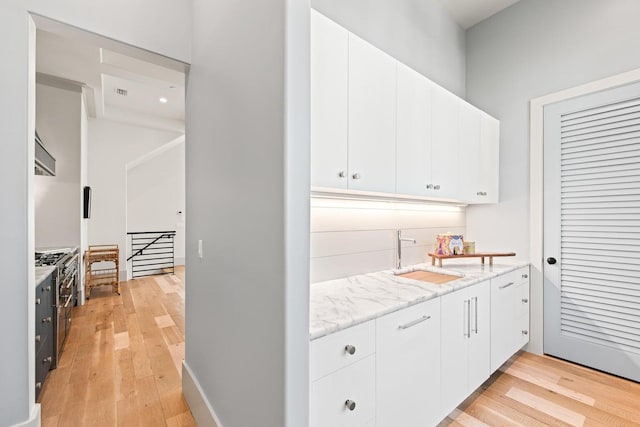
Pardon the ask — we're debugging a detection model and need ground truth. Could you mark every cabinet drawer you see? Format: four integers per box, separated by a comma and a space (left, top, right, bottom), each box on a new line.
492, 266, 529, 291
310, 320, 375, 381
35, 338, 53, 400
310, 355, 375, 427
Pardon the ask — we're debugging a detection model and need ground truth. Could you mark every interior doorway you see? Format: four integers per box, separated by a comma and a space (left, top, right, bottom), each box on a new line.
31, 15, 193, 425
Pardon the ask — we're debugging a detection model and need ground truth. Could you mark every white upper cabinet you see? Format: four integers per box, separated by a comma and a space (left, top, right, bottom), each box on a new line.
396, 62, 433, 196
348, 34, 397, 193
479, 113, 500, 203
310, 10, 500, 203
460, 105, 500, 204
310, 10, 349, 189
430, 85, 461, 199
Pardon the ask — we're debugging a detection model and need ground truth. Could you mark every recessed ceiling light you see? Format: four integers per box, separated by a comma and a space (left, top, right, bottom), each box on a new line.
159, 97, 168, 104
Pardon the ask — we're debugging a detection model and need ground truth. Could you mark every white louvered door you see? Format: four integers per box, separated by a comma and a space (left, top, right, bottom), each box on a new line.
543, 81, 640, 382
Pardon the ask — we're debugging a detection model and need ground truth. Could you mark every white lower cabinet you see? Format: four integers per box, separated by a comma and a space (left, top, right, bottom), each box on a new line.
491, 266, 530, 372
376, 298, 441, 427
310, 354, 376, 427
440, 280, 491, 416
310, 268, 530, 427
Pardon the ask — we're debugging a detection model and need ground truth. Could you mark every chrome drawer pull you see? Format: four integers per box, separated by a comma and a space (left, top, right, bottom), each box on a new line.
522, 298, 529, 303
345, 400, 356, 411
499, 281, 515, 289
344, 345, 356, 355
398, 315, 431, 330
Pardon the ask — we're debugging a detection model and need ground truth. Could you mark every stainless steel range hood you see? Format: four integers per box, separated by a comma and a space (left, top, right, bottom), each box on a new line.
35, 130, 56, 176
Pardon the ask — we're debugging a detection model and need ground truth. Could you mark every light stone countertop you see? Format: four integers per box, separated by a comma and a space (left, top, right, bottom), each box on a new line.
310, 259, 530, 340
35, 266, 56, 288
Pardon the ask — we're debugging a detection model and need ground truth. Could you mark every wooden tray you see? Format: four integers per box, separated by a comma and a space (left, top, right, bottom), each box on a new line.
428, 252, 516, 268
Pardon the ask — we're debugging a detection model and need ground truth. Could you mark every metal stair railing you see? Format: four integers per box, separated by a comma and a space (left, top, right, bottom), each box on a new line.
127, 231, 176, 278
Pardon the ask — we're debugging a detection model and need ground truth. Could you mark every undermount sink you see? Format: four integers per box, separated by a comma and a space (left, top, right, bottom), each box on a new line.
395, 269, 461, 285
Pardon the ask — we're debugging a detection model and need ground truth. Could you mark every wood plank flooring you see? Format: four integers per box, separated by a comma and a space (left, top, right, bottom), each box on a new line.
40, 266, 640, 426
39, 267, 195, 427
441, 351, 640, 427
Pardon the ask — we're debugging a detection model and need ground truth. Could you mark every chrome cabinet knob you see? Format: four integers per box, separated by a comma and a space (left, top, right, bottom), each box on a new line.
45, 286, 51, 292
43, 356, 52, 364
345, 400, 356, 411
522, 273, 528, 279
42, 316, 52, 323
35, 298, 41, 305
35, 382, 42, 390
344, 345, 356, 355
35, 335, 41, 343
434, 184, 441, 190
352, 173, 361, 180
522, 298, 529, 303
522, 330, 529, 335
426, 184, 434, 189
338, 171, 346, 178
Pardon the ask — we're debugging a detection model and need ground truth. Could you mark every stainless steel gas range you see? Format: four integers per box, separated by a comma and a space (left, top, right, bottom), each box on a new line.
35, 247, 79, 368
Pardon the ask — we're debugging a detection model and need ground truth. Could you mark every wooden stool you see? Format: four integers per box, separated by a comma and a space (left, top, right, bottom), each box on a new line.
84, 244, 120, 299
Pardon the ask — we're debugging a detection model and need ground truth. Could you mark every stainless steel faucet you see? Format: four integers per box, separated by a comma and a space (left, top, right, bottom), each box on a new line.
397, 229, 417, 270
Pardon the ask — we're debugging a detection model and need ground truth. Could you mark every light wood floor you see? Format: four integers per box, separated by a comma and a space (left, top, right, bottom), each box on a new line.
40, 267, 640, 427
39, 266, 196, 427
441, 351, 640, 427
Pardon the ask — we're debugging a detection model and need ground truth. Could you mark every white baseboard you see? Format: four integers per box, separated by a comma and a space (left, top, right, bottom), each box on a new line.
182, 361, 222, 427
10, 404, 40, 427
175, 257, 185, 266
119, 269, 128, 282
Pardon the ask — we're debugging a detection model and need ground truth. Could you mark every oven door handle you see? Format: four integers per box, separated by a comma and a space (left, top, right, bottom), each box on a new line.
63, 294, 73, 308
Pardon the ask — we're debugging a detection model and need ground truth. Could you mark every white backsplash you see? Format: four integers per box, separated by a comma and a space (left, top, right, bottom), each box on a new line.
310, 197, 466, 283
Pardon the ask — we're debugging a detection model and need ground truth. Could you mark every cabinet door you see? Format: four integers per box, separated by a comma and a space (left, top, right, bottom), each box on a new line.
478, 113, 500, 203
458, 102, 481, 202
467, 280, 491, 393
430, 85, 460, 199
311, 10, 349, 189
491, 273, 530, 372
310, 355, 376, 427
440, 288, 469, 416
348, 33, 397, 193
376, 299, 441, 427
396, 62, 432, 196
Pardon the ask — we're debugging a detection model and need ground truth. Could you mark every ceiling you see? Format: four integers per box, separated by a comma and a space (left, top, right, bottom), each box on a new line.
438, 0, 520, 29
36, 29, 185, 132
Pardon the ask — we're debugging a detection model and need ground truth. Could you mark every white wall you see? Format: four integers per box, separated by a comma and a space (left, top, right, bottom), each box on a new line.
80, 91, 89, 295
311, 198, 466, 283
34, 82, 82, 249
0, 1, 191, 425
127, 140, 186, 265
88, 119, 181, 281
185, 0, 309, 426
465, 0, 640, 354
311, 0, 466, 97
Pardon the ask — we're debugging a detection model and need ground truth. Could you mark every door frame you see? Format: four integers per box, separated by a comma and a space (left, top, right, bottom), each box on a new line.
528, 67, 640, 355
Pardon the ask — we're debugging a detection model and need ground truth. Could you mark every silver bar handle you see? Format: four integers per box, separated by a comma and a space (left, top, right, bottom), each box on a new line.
464, 300, 470, 338
473, 297, 478, 334
398, 315, 431, 330
499, 281, 515, 289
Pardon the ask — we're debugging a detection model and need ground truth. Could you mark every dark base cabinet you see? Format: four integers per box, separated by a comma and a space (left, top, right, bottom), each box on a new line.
35, 272, 55, 401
